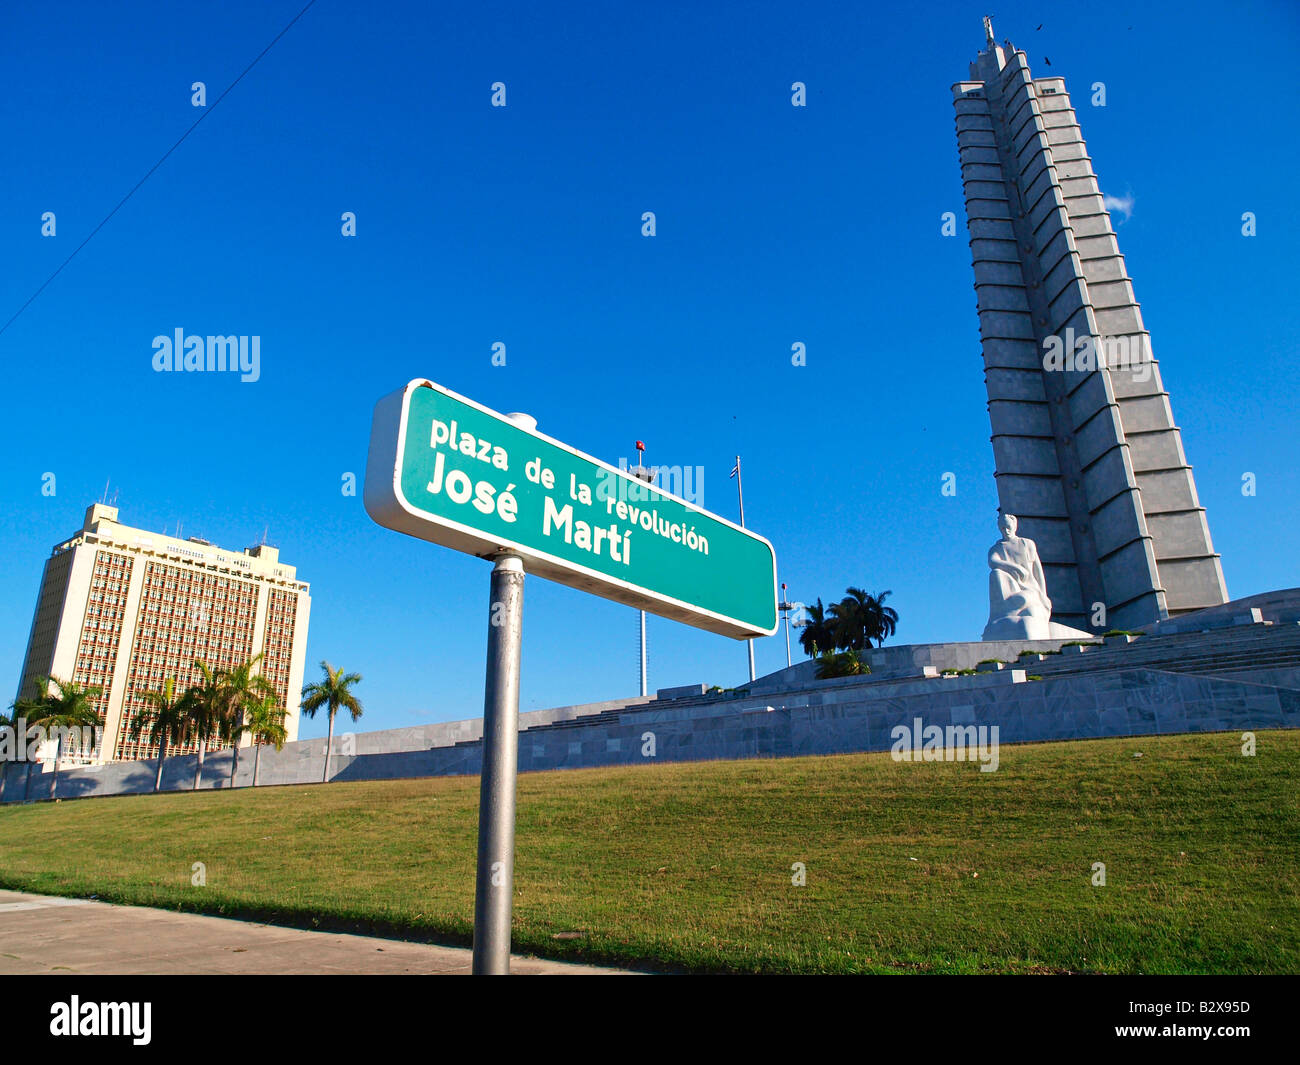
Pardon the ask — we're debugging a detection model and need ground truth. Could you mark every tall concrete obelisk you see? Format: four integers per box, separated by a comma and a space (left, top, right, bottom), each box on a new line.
953, 19, 1228, 632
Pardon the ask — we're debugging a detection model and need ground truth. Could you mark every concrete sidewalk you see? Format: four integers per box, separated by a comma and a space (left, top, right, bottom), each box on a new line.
0, 890, 638, 975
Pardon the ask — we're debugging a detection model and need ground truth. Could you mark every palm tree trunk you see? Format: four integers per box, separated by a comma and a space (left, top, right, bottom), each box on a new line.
253, 741, 262, 787
323, 709, 336, 783
194, 738, 205, 791
154, 726, 169, 793
230, 742, 239, 788
51, 734, 62, 800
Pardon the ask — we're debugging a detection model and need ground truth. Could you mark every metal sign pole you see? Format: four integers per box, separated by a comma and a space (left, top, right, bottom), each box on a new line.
733, 455, 757, 682
631, 446, 653, 699
639, 610, 647, 696
472, 552, 525, 975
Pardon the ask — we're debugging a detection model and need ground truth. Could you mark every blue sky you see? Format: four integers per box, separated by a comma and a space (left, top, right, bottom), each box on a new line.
1, 0, 1297, 738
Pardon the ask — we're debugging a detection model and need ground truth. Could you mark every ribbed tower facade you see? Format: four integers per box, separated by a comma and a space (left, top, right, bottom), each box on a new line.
953, 21, 1227, 631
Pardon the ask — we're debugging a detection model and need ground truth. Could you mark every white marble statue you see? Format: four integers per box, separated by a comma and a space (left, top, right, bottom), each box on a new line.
982, 513, 1093, 641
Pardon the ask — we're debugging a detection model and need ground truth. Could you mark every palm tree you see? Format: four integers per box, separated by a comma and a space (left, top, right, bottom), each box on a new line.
245, 694, 288, 787
187, 661, 224, 791
301, 661, 364, 783
825, 587, 901, 651
10, 682, 49, 728
216, 654, 276, 788
13, 676, 103, 800
0, 705, 19, 802
797, 598, 833, 658
7, 693, 40, 802
1, 700, 43, 801
864, 589, 899, 648
128, 677, 194, 793
829, 588, 874, 651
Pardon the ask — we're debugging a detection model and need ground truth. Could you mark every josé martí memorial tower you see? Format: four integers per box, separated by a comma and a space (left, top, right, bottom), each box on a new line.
953, 18, 1229, 632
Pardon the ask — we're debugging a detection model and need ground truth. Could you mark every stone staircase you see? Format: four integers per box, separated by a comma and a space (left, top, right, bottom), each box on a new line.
1022, 622, 1300, 687
427, 614, 1300, 772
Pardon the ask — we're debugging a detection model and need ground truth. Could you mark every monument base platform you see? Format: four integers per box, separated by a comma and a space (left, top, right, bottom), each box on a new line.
7, 592, 1298, 803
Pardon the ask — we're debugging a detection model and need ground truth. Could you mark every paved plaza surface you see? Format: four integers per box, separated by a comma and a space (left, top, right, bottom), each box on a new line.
0, 890, 636, 975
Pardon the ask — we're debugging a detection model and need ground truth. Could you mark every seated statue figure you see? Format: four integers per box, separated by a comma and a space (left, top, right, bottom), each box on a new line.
981, 513, 1093, 642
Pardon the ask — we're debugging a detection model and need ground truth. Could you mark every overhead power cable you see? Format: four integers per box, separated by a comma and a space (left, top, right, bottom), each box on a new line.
0, 0, 320, 339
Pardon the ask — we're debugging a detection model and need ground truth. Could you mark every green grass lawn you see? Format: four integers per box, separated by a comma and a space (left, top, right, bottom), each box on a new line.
1, 731, 1296, 973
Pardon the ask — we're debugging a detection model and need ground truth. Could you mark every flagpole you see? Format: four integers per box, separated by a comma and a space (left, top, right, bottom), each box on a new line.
780, 582, 792, 668
732, 455, 756, 683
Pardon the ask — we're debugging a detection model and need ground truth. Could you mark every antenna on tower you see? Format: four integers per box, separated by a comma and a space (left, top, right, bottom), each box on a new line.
261, 524, 269, 546
101, 477, 110, 504
983, 15, 995, 45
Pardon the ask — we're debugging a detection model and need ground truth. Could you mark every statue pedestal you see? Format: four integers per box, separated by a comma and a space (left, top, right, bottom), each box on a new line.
982, 617, 1095, 642
982, 615, 1050, 642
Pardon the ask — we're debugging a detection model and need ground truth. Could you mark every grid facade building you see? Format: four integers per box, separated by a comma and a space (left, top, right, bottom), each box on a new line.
14, 504, 311, 763
953, 24, 1228, 631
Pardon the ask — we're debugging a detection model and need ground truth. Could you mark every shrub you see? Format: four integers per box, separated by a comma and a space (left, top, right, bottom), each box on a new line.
815, 650, 871, 679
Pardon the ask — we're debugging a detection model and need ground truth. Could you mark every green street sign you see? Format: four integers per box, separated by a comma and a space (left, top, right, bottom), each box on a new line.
365, 379, 778, 639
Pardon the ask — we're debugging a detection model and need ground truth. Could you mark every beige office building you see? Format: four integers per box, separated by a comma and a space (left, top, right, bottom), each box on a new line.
15, 504, 311, 763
